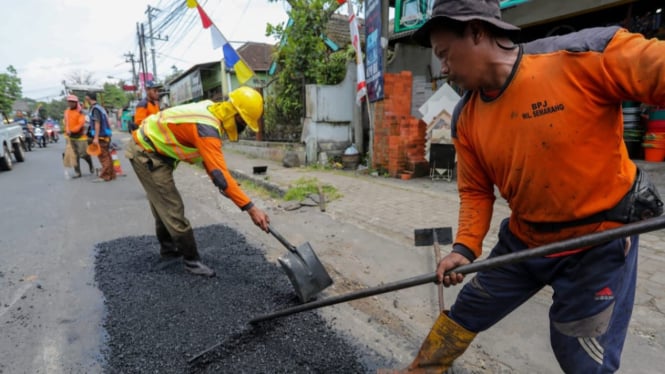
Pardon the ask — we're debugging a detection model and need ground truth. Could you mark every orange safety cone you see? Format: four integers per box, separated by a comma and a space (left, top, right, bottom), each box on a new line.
110, 148, 125, 176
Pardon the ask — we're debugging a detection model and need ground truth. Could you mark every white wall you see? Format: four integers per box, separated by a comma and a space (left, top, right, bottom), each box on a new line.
301, 63, 359, 164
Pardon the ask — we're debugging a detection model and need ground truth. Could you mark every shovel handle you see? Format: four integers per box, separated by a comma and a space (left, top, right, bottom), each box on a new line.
432, 230, 445, 312
249, 215, 665, 324
268, 226, 297, 252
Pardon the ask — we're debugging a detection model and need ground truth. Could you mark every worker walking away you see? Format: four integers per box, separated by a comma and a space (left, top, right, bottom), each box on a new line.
125, 86, 270, 277
64, 94, 94, 178
85, 92, 116, 182
131, 80, 162, 133
381, 0, 665, 372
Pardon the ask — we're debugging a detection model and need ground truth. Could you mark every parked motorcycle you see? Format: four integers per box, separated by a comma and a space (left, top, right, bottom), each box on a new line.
34, 125, 47, 148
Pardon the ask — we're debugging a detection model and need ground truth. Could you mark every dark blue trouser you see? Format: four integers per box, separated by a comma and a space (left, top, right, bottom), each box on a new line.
450, 219, 638, 373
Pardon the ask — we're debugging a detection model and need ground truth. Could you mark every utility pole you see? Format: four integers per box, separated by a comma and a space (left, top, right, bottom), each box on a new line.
124, 52, 137, 88
145, 5, 168, 82
140, 23, 149, 81
137, 22, 146, 80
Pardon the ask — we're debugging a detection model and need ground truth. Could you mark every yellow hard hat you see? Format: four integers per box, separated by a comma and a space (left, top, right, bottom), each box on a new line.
228, 86, 263, 132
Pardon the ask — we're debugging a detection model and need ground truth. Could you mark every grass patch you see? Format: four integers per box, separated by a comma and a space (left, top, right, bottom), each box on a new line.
284, 177, 341, 202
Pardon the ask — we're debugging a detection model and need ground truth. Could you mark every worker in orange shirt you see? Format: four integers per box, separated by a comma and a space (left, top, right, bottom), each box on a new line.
381, 0, 665, 372
63, 94, 93, 177
131, 80, 162, 132
124, 86, 270, 277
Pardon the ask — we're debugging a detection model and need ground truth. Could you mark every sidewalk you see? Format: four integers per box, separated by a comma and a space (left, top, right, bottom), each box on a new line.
222, 144, 665, 372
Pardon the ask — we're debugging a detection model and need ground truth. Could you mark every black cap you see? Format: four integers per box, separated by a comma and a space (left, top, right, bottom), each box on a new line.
412, 0, 520, 47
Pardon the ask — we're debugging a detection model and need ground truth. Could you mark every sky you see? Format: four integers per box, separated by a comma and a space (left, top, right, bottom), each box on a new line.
0, 0, 290, 102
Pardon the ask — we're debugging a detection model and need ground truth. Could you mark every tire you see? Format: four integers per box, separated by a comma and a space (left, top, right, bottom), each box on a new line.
0, 145, 13, 171
13, 142, 25, 162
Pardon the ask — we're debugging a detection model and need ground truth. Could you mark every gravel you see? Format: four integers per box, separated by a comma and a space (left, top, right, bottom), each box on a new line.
94, 224, 389, 373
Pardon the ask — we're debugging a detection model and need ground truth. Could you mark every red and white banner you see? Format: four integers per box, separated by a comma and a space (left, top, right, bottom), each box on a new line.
346, 2, 367, 105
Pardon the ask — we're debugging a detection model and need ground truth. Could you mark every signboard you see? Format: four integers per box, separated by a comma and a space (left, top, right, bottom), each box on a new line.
394, 0, 430, 33
139, 73, 153, 90
394, 0, 530, 33
365, 0, 384, 102
170, 70, 203, 105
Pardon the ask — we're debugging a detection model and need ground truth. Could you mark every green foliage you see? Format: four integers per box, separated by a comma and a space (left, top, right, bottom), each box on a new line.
43, 99, 69, 121
283, 177, 341, 201
102, 83, 130, 109
0, 66, 22, 121
311, 45, 354, 86
264, 0, 353, 140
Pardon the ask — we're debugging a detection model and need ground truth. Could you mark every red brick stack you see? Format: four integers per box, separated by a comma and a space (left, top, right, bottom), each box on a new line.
372, 71, 429, 179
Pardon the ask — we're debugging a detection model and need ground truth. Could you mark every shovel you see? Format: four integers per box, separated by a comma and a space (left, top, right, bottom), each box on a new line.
269, 226, 333, 303
250, 215, 665, 324
414, 227, 453, 312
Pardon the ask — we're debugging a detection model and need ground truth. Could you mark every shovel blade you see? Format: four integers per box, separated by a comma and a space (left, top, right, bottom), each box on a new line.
414, 227, 453, 246
278, 242, 333, 303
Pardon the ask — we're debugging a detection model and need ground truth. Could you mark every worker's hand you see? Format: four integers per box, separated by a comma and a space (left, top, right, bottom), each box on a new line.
436, 252, 471, 287
93, 136, 99, 144
247, 205, 270, 232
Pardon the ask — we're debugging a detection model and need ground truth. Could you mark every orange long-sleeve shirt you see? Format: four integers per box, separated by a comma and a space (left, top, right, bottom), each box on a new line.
452, 27, 665, 258
63, 108, 86, 137
133, 121, 252, 210
134, 99, 160, 128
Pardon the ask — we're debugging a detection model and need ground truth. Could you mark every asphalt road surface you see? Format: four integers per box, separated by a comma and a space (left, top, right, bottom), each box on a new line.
0, 138, 399, 373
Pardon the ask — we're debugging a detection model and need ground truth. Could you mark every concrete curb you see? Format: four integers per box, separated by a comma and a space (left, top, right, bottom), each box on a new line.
229, 168, 288, 198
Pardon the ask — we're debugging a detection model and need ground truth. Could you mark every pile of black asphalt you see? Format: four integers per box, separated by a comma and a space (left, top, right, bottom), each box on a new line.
94, 224, 392, 373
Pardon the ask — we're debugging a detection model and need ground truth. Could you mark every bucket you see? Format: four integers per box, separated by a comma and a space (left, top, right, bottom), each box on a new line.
341, 154, 360, 170
649, 109, 665, 121
622, 101, 641, 108
647, 120, 665, 133
644, 147, 665, 162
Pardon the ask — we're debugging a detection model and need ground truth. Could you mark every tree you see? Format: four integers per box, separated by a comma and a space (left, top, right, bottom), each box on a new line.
0, 65, 22, 121
102, 83, 130, 109
264, 0, 353, 140
66, 70, 96, 85
164, 65, 183, 84
44, 99, 68, 121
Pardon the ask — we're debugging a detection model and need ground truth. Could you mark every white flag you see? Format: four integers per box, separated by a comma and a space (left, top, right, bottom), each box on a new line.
347, 2, 367, 105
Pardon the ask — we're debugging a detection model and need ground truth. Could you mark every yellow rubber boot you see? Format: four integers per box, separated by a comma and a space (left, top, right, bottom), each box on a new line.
378, 311, 476, 374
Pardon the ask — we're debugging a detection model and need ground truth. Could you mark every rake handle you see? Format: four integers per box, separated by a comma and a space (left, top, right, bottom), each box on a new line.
249, 215, 665, 324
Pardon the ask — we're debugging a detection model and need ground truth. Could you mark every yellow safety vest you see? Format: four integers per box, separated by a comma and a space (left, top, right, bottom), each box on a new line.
137, 100, 220, 164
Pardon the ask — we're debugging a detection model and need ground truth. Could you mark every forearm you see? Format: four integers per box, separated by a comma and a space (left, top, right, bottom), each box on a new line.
455, 194, 494, 259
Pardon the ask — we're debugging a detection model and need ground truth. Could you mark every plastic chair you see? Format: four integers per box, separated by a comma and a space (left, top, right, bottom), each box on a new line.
429, 143, 456, 182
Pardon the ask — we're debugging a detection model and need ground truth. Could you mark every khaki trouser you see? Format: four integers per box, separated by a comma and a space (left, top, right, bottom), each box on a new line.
125, 140, 199, 260
70, 137, 93, 175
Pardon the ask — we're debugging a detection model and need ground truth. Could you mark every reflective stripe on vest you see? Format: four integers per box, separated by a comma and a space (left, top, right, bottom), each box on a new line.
136, 100, 220, 163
